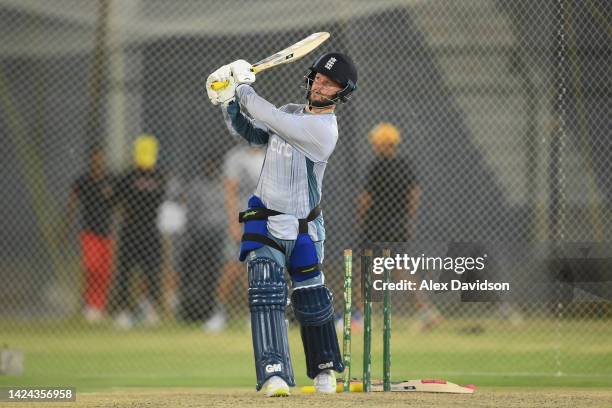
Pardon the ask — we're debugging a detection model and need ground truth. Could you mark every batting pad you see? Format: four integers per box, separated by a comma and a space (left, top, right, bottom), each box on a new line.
248, 258, 295, 390
292, 286, 344, 378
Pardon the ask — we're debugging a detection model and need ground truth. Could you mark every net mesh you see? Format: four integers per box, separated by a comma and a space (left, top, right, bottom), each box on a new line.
0, 0, 610, 387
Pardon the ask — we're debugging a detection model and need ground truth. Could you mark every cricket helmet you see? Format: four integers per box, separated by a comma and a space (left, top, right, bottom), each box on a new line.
305, 52, 357, 106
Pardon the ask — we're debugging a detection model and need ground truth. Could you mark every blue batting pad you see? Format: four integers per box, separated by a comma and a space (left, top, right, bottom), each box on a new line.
248, 258, 295, 390
289, 232, 321, 281
291, 286, 344, 379
239, 196, 269, 261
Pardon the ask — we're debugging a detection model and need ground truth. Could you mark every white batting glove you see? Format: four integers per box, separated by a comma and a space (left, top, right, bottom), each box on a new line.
205, 64, 237, 106
229, 60, 256, 85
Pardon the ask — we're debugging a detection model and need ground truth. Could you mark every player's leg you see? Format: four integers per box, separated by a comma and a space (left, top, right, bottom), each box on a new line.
113, 235, 136, 329
290, 242, 343, 394
204, 238, 242, 332
97, 235, 114, 311
141, 237, 163, 326
246, 246, 295, 396
80, 232, 104, 322
83, 234, 114, 317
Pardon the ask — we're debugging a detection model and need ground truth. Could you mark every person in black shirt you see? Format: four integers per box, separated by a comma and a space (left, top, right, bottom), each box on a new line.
357, 123, 442, 330
357, 123, 420, 242
61, 146, 115, 323
349, 123, 418, 331
112, 135, 166, 329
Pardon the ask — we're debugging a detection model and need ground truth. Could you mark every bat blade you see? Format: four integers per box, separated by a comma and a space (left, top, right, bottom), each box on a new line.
251, 32, 330, 73
381, 379, 476, 394
209, 32, 330, 91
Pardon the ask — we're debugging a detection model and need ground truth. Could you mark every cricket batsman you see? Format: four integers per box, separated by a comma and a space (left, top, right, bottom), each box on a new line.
206, 52, 357, 396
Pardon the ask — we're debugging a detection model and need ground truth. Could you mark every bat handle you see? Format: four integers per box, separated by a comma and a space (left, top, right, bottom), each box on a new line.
210, 80, 230, 91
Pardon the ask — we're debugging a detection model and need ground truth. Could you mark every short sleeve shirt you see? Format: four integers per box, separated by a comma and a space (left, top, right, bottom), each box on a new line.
72, 173, 114, 236
363, 155, 418, 241
115, 168, 166, 236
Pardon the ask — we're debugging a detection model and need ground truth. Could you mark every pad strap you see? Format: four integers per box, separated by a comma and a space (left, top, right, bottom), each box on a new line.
298, 207, 322, 233
239, 207, 283, 223
290, 263, 322, 276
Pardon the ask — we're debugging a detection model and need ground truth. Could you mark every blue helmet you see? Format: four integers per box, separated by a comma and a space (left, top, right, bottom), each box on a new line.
305, 52, 357, 106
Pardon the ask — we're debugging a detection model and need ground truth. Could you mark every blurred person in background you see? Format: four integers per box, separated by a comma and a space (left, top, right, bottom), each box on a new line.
61, 145, 115, 323
356, 122, 442, 331
203, 145, 265, 332
157, 173, 187, 317
111, 135, 167, 329
177, 157, 226, 324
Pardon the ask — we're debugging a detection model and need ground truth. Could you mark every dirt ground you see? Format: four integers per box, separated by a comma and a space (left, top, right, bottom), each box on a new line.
6, 388, 612, 408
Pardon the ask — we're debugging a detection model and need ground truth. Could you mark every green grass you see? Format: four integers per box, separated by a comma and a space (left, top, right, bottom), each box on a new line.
1, 317, 611, 391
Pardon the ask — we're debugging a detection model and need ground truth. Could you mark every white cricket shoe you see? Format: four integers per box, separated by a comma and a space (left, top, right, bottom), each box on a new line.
261, 376, 290, 397
203, 310, 227, 333
314, 369, 337, 394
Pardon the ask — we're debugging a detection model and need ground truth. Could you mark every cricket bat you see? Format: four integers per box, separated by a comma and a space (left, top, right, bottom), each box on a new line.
300, 379, 476, 394
210, 32, 330, 91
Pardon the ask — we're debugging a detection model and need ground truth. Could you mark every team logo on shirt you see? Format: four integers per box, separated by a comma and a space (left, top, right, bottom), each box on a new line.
270, 137, 293, 158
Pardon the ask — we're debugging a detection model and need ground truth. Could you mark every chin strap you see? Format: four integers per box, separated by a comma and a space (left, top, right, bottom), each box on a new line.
306, 93, 337, 109
307, 101, 334, 112
308, 98, 336, 109
303, 76, 338, 109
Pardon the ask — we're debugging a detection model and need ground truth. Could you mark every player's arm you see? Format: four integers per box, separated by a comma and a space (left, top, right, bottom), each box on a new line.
236, 85, 337, 162
222, 102, 270, 145
405, 183, 421, 238
207, 62, 267, 145
407, 183, 421, 219
207, 61, 335, 159
403, 162, 421, 220
356, 191, 371, 230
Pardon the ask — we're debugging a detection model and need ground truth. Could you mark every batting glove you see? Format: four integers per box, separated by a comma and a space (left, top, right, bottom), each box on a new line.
229, 60, 256, 85
206, 64, 237, 106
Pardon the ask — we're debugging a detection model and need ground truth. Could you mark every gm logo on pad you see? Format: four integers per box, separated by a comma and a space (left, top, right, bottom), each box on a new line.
265, 363, 282, 373
317, 361, 334, 369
